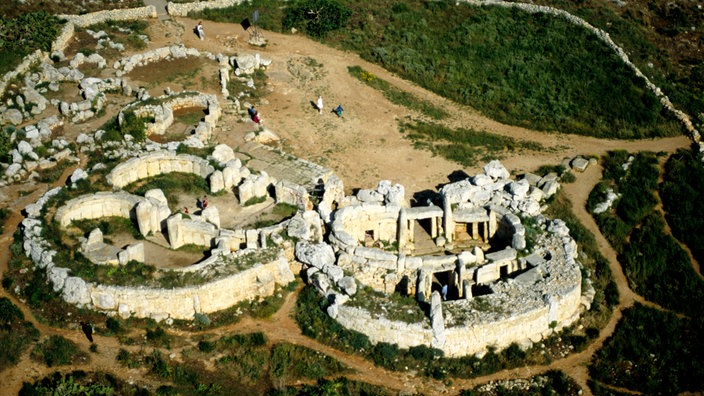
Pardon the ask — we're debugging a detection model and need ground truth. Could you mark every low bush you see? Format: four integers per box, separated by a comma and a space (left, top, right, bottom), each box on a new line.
0, 297, 39, 371
32, 335, 84, 367
660, 148, 704, 266
270, 343, 347, 382
589, 304, 704, 394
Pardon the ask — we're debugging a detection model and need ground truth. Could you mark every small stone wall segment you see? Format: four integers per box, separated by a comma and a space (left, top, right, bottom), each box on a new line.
59, 6, 157, 28
166, 0, 245, 17
107, 151, 215, 188
54, 191, 144, 227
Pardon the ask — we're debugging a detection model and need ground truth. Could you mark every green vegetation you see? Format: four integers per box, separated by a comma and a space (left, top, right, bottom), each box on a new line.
0, 126, 14, 164
348, 65, 448, 120
530, 0, 704, 124
400, 120, 543, 166
460, 370, 580, 395
194, 1, 681, 137
270, 343, 348, 382
0, 297, 39, 371
86, 19, 149, 51
32, 335, 84, 367
660, 148, 704, 265
243, 195, 268, 206
19, 371, 145, 396
588, 150, 704, 317
0, 11, 60, 74
71, 216, 144, 241
126, 172, 210, 210
546, 192, 618, 328
346, 286, 427, 324
333, 2, 679, 138
271, 377, 395, 396
283, 0, 352, 38
0, 207, 9, 234
100, 111, 148, 143
589, 304, 704, 394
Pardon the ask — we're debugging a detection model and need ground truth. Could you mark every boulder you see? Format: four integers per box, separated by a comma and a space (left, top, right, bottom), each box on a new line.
483, 160, 510, 180
295, 241, 335, 269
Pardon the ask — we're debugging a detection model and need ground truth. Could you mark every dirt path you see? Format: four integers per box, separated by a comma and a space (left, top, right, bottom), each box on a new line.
0, 16, 696, 395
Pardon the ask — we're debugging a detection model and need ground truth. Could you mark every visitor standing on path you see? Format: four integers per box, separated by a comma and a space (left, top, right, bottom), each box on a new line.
317, 95, 324, 115
196, 21, 205, 40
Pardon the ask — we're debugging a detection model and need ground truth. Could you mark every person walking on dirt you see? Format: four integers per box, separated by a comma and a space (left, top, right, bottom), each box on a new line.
202, 195, 208, 209
316, 95, 324, 115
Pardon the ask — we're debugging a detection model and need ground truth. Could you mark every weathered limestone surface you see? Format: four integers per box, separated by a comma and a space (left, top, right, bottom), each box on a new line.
107, 151, 215, 188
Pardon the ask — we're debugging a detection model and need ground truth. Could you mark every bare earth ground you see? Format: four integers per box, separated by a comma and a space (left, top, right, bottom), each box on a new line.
0, 15, 696, 395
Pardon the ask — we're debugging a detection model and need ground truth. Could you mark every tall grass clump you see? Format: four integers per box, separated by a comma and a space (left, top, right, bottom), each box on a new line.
0, 11, 60, 74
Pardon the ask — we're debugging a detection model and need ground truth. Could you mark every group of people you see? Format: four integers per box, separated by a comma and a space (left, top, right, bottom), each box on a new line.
317, 95, 344, 117
183, 195, 209, 215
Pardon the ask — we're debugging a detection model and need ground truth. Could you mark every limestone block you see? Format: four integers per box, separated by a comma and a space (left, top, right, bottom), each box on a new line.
202, 206, 220, 228
93, 292, 117, 310
118, 303, 131, 319
507, 179, 530, 198
245, 229, 258, 249
47, 266, 70, 292
211, 144, 235, 164
238, 178, 255, 203
430, 291, 446, 348
136, 199, 155, 236
311, 272, 331, 294
86, 228, 103, 248
338, 276, 357, 296
483, 160, 510, 180
476, 263, 498, 284
295, 241, 335, 269
145, 189, 168, 206
357, 189, 383, 203
323, 264, 344, 283
62, 277, 91, 305
287, 214, 310, 241
223, 163, 242, 190
210, 170, 225, 193
570, 156, 589, 172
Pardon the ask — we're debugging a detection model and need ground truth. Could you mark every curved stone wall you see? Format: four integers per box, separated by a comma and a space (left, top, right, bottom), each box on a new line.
333, 231, 584, 357
55, 191, 143, 227
21, 188, 295, 321
107, 151, 215, 188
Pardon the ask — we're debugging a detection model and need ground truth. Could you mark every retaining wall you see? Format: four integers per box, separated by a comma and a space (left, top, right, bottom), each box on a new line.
59, 6, 157, 28
166, 0, 245, 17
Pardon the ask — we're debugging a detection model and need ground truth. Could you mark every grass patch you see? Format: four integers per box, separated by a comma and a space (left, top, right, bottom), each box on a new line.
346, 286, 427, 324
19, 371, 145, 395
270, 343, 348, 383
400, 120, 543, 166
589, 304, 704, 394
460, 370, 580, 395
322, 2, 682, 138
660, 148, 704, 267
589, 150, 704, 317
125, 172, 210, 211
32, 335, 85, 367
0, 297, 40, 371
348, 65, 448, 120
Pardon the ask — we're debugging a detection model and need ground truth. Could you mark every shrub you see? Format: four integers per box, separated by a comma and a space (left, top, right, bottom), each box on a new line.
283, 0, 352, 38
33, 335, 83, 367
